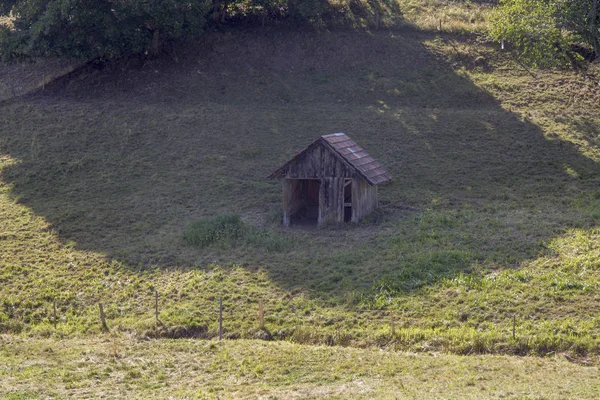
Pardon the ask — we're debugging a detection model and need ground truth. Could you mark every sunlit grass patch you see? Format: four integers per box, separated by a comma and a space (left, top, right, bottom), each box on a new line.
1, 337, 599, 398
398, 0, 492, 33
0, 16, 13, 29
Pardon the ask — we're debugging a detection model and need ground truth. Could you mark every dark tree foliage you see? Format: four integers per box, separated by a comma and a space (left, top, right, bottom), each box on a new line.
0, 0, 398, 59
0, 0, 17, 15
0, 0, 211, 59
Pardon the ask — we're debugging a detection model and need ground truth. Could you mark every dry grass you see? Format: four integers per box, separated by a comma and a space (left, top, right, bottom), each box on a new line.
0, 16, 12, 28
1, 335, 599, 399
398, 0, 492, 33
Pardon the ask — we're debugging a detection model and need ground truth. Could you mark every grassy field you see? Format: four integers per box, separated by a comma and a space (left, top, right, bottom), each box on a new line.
1, 335, 600, 399
2, 0, 600, 368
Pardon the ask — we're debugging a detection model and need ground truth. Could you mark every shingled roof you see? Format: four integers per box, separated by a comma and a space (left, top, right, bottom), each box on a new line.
270, 133, 392, 185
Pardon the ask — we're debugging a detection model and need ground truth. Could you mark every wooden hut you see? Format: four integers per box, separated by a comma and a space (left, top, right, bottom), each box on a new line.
270, 133, 392, 227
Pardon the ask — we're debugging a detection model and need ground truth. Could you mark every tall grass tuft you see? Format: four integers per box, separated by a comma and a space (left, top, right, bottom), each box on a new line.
184, 214, 245, 247
184, 214, 289, 251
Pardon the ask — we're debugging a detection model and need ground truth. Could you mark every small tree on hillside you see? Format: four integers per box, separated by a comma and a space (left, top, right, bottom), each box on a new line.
490, 0, 600, 68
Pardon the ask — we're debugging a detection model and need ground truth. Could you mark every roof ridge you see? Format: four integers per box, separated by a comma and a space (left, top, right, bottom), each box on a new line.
269, 133, 392, 185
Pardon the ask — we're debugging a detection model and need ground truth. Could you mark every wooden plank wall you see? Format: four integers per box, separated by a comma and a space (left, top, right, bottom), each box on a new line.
351, 177, 378, 222
284, 143, 354, 179
319, 177, 345, 225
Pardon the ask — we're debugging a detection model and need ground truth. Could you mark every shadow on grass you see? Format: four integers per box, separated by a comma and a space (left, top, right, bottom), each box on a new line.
1, 26, 599, 303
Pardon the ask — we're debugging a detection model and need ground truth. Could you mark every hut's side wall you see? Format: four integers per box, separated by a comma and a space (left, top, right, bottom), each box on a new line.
282, 179, 304, 227
351, 178, 378, 222
284, 143, 354, 179
319, 177, 345, 225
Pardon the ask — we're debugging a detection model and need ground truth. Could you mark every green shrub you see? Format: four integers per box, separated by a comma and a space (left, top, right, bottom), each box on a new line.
184, 214, 289, 251
183, 214, 245, 247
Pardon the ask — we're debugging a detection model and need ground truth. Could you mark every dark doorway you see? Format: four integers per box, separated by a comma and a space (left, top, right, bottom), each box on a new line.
344, 179, 352, 222
290, 179, 321, 225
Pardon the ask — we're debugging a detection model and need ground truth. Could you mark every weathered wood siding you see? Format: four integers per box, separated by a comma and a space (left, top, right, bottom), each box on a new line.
351, 177, 378, 222
319, 177, 345, 225
282, 179, 304, 227
283, 143, 354, 179
280, 142, 380, 226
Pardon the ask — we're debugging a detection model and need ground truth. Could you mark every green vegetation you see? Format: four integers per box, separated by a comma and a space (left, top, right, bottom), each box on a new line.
1, 336, 600, 399
399, 0, 491, 33
184, 214, 289, 251
0, 0, 210, 59
0, 0, 403, 59
490, 0, 600, 67
184, 214, 247, 247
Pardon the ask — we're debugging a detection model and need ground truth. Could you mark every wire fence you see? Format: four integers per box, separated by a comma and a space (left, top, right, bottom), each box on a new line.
34, 291, 520, 343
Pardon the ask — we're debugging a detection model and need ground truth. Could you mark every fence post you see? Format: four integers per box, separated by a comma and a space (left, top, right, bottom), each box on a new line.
512, 314, 516, 340
219, 296, 223, 340
258, 299, 264, 329
99, 303, 108, 332
53, 299, 57, 327
390, 310, 395, 337
155, 290, 159, 323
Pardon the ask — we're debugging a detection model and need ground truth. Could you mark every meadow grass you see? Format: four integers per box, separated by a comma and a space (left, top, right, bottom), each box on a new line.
1, 336, 599, 399
184, 214, 290, 251
397, 0, 492, 33
1, 7, 600, 361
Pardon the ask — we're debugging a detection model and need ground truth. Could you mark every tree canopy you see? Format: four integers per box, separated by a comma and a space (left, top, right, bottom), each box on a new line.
0, 0, 212, 59
490, 0, 600, 67
0, 0, 397, 60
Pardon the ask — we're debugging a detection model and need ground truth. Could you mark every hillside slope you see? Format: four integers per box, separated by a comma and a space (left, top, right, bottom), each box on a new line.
1, 26, 600, 355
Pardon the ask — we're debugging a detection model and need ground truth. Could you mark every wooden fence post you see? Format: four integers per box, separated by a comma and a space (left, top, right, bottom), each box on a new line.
390, 311, 395, 337
219, 297, 223, 340
258, 299, 264, 329
99, 303, 108, 331
155, 290, 159, 323
512, 314, 516, 340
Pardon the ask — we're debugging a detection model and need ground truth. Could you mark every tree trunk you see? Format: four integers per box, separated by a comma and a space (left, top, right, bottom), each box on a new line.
212, 0, 225, 24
